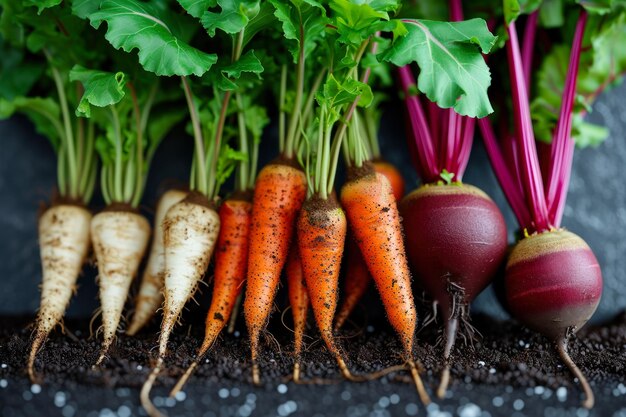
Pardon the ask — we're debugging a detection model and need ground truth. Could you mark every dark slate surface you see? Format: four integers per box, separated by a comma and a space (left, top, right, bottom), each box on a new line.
0, 83, 625, 322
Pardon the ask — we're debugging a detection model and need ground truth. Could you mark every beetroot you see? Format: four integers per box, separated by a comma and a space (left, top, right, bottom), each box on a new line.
400, 183, 508, 397
506, 229, 602, 339
505, 229, 602, 408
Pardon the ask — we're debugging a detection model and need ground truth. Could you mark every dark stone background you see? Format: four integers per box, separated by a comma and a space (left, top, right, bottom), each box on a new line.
0, 83, 624, 324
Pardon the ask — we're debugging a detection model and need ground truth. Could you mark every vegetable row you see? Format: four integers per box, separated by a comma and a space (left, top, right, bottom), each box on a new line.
1, 0, 625, 415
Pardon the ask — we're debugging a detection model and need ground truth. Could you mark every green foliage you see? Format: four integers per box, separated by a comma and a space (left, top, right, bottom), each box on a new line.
531, 12, 626, 147
88, 0, 217, 76
201, 0, 261, 36
69, 65, 126, 117
269, 0, 328, 62
0, 96, 63, 150
381, 18, 497, 118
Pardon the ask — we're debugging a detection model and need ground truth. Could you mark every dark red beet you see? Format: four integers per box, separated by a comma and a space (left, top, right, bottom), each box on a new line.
400, 184, 508, 315
506, 229, 602, 409
399, 183, 508, 398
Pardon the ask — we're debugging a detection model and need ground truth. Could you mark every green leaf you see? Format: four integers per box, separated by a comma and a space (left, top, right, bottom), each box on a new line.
380, 18, 497, 118
577, 0, 626, 14
269, 0, 328, 62
317, 74, 373, 125
330, 0, 392, 46
504, 0, 521, 24
72, 0, 103, 19
201, 0, 260, 36
69, 65, 126, 117
0, 96, 63, 150
539, 0, 564, 28
216, 144, 247, 187
23, 0, 62, 14
440, 169, 455, 184
222, 49, 263, 78
88, 0, 217, 76
0, 40, 44, 100
243, 103, 269, 141
177, 0, 215, 19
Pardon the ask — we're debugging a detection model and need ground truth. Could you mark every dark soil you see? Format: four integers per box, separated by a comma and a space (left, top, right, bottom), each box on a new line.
1, 310, 626, 417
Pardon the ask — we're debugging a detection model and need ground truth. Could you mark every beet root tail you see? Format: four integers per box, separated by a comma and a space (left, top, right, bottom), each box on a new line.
557, 337, 594, 409
437, 316, 459, 399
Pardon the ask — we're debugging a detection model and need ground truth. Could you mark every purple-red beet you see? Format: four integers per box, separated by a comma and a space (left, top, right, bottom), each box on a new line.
506, 228, 602, 408
400, 183, 508, 398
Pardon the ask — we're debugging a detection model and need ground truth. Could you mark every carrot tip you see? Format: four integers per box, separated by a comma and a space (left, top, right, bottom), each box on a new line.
408, 360, 432, 405
293, 362, 301, 384
252, 363, 261, 386
27, 331, 46, 384
170, 361, 197, 398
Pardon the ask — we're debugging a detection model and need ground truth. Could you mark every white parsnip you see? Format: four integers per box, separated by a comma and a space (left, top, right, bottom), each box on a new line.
127, 190, 187, 336
28, 205, 92, 383
91, 210, 150, 365
140, 197, 219, 415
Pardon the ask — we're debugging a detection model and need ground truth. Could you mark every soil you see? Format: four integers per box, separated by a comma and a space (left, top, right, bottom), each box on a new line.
1, 309, 625, 417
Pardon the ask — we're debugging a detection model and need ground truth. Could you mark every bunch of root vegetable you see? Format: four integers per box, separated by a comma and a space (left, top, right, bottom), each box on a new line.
3, 1, 625, 416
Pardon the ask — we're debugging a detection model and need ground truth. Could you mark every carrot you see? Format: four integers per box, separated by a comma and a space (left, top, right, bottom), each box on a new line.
334, 161, 403, 332
334, 235, 370, 331
243, 159, 307, 385
127, 189, 187, 336
169, 194, 252, 396
92, 208, 151, 365
340, 163, 430, 404
286, 245, 309, 382
27, 205, 92, 382
297, 194, 365, 380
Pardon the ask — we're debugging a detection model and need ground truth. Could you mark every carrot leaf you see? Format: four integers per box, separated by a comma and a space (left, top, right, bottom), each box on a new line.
200, 0, 261, 36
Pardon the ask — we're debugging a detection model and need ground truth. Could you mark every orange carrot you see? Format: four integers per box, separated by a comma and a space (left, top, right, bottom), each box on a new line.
297, 195, 360, 380
244, 159, 307, 385
335, 160, 405, 331
373, 160, 405, 201
334, 235, 370, 331
340, 163, 430, 404
286, 245, 308, 382
169, 194, 252, 396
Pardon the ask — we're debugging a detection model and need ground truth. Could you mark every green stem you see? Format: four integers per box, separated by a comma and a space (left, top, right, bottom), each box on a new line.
331, 38, 370, 149
208, 30, 244, 198
124, 155, 136, 203
301, 69, 326, 130
314, 106, 325, 197
101, 165, 111, 206
127, 82, 144, 208
364, 107, 380, 158
236, 93, 249, 192
279, 64, 287, 153
327, 127, 345, 195
78, 121, 95, 198
284, 21, 306, 160
208, 90, 232, 199
57, 144, 67, 197
182, 76, 208, 196
248, 135, 259, 188
140, 84, 158, 135
109, 105, 123, 203
46, 51, 78, 199
320, 125, 331, 200
84, 160, 98, 205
